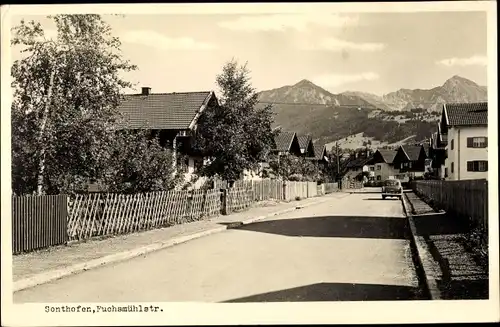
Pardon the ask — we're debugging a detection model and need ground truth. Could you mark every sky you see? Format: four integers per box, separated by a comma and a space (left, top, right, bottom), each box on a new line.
10, 11, 488, 96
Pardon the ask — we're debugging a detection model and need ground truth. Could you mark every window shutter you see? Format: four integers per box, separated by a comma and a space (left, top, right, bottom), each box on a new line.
484, 137, 488, 148
451, 139, 454, 150
467, 161, 473, 171
467, 137, 473, 148
484, 161, 488, 171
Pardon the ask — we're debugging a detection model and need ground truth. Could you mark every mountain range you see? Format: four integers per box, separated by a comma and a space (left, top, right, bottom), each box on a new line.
257, 76, 488, 148
258, 75, 488, 112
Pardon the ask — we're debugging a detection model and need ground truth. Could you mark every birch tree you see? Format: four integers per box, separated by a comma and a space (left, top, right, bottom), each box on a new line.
11, 15, 137, 195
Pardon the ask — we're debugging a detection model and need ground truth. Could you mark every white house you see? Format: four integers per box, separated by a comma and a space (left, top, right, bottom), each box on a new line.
371, 148, 400, 182
441, 102, 488, 181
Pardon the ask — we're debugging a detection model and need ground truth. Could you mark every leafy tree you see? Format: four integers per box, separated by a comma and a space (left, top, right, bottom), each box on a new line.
193, 59, 276, 181
11, 15, 138, 195
101, 131, 182, 194
268, 154, 320, 181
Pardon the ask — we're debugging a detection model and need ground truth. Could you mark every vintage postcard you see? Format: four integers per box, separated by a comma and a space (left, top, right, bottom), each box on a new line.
1, 1, 498, 326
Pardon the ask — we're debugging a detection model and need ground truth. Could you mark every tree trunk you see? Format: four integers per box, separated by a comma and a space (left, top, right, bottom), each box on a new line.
36, 69, 56, 195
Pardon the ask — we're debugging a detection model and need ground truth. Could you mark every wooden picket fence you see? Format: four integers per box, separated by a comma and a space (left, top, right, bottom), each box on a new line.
412, 179, 488, 232
226, 186, 254, 214
307, 181, 318, 197
12, 195, 68, 254
324, 183, 339, 194
284, 181, 309, 201
250, 179, 285, 201
67, 189, 221, 241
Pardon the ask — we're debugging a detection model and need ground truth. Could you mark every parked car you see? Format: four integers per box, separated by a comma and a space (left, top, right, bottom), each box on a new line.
381, 179, 403, 199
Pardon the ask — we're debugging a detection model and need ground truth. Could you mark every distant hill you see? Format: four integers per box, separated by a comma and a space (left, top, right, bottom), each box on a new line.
257, 75, 486, 149
258, 79, 375, 108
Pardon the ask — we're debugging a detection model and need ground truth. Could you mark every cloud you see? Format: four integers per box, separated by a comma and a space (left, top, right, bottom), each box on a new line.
217, 14, 359, 32
311, 72, 380, 88
436, 55, 487, 67
120, 30, 217, 50
300, 37, 385, 52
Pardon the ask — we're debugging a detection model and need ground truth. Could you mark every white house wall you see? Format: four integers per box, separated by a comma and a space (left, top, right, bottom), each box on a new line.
445, 126, 488, 181
373, 162, 400, 182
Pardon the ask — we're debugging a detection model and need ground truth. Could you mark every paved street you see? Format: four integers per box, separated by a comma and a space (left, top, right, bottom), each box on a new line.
14, 192, 424, 303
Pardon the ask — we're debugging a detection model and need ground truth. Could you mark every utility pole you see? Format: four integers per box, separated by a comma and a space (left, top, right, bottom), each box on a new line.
336, 142, 340, 178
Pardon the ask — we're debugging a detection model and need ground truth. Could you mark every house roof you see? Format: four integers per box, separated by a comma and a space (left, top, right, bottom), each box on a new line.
400, 145, 422, 161
346, 156, 373, 168
422, 143, 430, 157
274, 131, 297, 152
376, 149, 397, 164
117, 91, 213, 130
444, 102, 488, 127
297, 135, 312, 152
312, 141, 327, 160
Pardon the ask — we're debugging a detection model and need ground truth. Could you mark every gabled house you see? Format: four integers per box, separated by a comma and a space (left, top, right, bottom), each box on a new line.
272, 131, 302, 156
343, 154, 375, 182
441, 102, 488, 180
297, 134, 315, 157
372, 148, 399, 182
306, 141, 329, 167
392, 145, 427, 178
117, 87, 218, 182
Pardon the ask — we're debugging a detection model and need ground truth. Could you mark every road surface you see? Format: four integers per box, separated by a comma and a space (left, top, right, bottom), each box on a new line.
14, 192, 425, 302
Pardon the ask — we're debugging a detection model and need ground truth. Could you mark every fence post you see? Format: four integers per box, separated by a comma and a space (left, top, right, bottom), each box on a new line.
221, 188, 228, 215
282, 181, 287, 201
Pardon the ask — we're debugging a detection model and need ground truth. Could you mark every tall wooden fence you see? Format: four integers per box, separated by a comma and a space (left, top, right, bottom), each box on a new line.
68, 189, 221, 241
12, 195, 68, 254
411, 179, 488, 232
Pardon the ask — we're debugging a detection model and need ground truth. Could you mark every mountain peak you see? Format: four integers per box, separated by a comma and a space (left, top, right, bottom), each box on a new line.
442, 75, 479, 90
294, 79, 316, 87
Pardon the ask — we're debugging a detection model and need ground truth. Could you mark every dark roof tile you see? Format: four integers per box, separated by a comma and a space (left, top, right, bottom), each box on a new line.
445, 102, 488, 126
376, 149, 397, 164
274, 131, 296, 152
117, 91, 213, 130
297, 135, 312, 151
401, 145, 422, 161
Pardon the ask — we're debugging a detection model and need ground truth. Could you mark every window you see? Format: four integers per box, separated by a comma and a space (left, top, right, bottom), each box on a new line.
408, 162, 412, 169
445, 167, 448, 177
467, 137, 488, 148
369, 166, 375, 171
467, 161, 488, 172
377, 175, 381, 181
451, 162, 454, 173
377, 165, 381, 171
450, 139, 454, 150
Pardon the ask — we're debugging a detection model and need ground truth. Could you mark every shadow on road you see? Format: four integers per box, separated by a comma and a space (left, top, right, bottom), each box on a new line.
221, 215, 410, 240
221, 282, 426, 302
363, 198, 400, 201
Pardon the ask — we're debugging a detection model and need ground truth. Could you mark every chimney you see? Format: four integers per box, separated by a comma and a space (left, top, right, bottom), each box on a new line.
141, 87, 151, 96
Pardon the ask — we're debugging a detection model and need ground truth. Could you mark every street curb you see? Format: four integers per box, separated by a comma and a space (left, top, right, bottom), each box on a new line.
401, 193, 442, 300
13, 194, 339, 293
